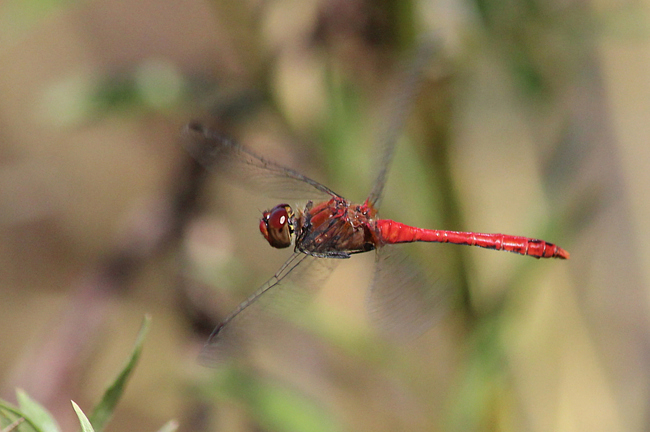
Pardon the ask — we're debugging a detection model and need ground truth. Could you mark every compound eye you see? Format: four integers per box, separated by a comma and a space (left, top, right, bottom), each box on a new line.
268, 206, 289, 230
259, 204, 294, 249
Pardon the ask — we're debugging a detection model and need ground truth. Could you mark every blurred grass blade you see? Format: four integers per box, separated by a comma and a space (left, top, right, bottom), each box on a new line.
256, 383, 339, 432
71, 402, 94, 432
1, 416, 25, 432
155, 420, 179, 432
0, 399, 36, 432
16, 389, 60, 432
215, 367, 341, 432
88, 315, 151, 432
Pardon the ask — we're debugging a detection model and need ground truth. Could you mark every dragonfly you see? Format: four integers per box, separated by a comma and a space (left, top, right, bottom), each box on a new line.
183, 44, 568, 363
182, 120, 569, 362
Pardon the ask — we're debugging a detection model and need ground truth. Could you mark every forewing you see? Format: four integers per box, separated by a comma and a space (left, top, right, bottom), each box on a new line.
199, 253, 338, 365
182, 122, 339, 202
366, 41, 438, 208
366, 245, 452, 339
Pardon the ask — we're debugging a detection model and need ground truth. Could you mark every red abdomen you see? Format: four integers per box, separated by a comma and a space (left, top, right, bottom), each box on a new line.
376, 219, 569, 259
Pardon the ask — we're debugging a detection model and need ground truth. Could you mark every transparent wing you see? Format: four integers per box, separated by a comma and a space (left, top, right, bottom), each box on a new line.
367, 40, 438, 208
182, 122, 340, 202
366, 245, 452, 339
199, 252, 338, 365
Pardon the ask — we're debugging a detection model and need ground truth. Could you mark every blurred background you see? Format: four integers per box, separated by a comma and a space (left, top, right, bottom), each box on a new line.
0, 0, 649, 431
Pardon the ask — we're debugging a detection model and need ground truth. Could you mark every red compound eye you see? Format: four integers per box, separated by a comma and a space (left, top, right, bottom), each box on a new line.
259, 204, 293, 249
268, 206, 288, 229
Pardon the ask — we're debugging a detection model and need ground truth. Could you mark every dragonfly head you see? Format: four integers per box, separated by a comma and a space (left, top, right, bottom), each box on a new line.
259, 204, 295, 249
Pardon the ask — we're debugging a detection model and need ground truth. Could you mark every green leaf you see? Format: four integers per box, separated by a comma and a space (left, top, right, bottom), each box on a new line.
71, 401, 94, 432
16, 389, 60, 432
155, 420, 179, 432
88, 315, 151, 432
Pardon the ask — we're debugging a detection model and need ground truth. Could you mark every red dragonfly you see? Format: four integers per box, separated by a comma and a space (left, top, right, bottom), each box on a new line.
183, 120, 569, 362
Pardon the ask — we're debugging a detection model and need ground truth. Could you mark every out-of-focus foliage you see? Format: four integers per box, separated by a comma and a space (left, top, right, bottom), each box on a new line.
0, 317, 168, 432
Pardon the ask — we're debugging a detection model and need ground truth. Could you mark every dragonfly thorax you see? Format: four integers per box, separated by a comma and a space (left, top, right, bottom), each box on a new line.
259, 204, 295, 249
